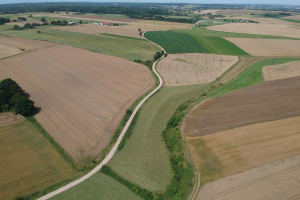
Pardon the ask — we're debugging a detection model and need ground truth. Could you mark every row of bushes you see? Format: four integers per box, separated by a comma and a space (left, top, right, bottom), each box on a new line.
0, 79, 36, 116
134, 51, 165, 70
0, 17, 10, 25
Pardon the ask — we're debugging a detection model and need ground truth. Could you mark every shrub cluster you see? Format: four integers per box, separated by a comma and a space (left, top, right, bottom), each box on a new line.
0, 79, 36, 116
0, 17, 10, 25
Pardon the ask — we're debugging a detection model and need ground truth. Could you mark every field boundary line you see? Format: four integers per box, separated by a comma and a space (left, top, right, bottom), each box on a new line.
37, 33, 165, 200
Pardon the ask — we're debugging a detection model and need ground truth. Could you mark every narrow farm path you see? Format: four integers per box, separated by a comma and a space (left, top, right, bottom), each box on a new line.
37, 33, 165, 200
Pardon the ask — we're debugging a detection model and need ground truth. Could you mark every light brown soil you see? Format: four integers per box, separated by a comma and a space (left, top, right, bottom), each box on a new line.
195, 154, 300, 200
157, 53, 238, 86
0, 45, 154, 162
0, 35, 54, 51
283, 15, 300, 21
187, 116, 300, 178
208, 22, 300, 39
200, 9, 219, 15
0, 44, 23, 59
225, 38, 300, 57
263, 61, 300, 81
55, 24, 143, 38
0, 112, 24, 128
183, 76, 300, 137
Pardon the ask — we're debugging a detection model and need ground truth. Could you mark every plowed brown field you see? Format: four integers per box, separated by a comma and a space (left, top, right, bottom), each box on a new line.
0, 44, 23, 59
263, 60, 300, 81
0, 45, 154, 162
195, 155, 300, 200
225, 38, 300, 57
183, 76, 300, 137
0, 35, 54, 51
187, 116, 300, 179
157, 53, 238, 86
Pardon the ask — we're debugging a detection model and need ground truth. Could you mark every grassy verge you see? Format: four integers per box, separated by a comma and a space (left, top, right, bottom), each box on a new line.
101, 33, 145, 41
280, 18, 300, 23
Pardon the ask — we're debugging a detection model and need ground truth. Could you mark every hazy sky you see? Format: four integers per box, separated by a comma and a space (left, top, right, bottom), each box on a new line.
1, 0, 300, 5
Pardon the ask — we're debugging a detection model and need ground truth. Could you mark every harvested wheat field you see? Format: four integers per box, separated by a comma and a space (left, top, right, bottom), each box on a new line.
283, 14, 300, 21
0, 45, 154, 162
183, 76, 300, 137
0, 44, 23, 59
225, 38, 300, 57
157, 53, 238, 86
195, 155, 300, 200
263, 60, 300, 81
0, 112, 24, 128
208, 22, 300, 39
0, 35, 54, 51
187, 116, 300, 180
55, 24, 143, 38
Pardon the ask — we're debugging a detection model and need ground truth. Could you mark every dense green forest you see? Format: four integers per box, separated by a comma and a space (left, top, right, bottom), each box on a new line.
0, 79, 36, 116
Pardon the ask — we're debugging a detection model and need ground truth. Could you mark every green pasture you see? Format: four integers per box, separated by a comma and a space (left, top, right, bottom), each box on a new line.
108, 83, 211, 192
50, 172, 142, 200
0, 25, 160, 61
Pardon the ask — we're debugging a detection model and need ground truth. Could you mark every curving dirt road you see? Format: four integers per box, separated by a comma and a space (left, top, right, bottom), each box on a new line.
37, 33, 165, 200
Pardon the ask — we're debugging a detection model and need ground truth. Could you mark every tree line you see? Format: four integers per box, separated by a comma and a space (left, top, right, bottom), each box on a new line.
0, 79, 36, 116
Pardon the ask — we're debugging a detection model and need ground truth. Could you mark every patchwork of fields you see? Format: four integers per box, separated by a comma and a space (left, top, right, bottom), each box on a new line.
184, 76, 300, 137
1, 7, 300, 200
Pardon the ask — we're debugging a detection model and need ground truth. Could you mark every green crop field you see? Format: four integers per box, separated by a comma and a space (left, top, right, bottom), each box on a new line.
144, 31, 208, 54
208, 57, 300, 98
193, 36, 248, 55
108, 83, 211, 192
0, 25, 160, 61
144, 31, 248, 55
0, 119, 78, 200
50, 172, 142, 200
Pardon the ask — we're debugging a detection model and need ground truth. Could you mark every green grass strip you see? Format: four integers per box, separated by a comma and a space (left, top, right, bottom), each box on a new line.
101, 33, 145, 41
280, 18, 300, 23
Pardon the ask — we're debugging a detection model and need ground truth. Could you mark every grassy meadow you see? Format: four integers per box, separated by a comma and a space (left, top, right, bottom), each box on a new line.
108, 83, 211, 192
0, 119, 78, 200
50, 172, 142, 200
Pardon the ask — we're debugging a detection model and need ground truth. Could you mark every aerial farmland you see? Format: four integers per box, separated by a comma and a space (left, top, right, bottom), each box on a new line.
0, 2, 299, 200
